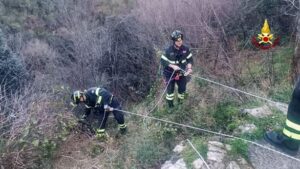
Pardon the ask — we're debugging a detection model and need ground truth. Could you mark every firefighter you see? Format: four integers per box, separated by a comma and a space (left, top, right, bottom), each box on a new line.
71, 87, 127, 139
160, 30, 193, 108
264, 79, 300, 155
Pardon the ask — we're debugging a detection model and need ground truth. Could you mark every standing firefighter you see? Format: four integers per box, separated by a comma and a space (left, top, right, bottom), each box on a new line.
265, 79, 300, 155
161, 30, 193, 108
71, 87, 127, 139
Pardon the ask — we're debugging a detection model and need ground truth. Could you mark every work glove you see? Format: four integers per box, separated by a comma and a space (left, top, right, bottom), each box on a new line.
184, 68, 193, 76
81, 114, 88, 120
169, 64, 181, 71
104, 105, 114, 111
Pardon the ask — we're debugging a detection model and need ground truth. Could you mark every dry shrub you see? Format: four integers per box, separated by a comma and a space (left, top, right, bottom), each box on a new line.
21, 39, 58, 74
133, 0, 295, 83
0, 85, 76, 169
102, 16, 158, 102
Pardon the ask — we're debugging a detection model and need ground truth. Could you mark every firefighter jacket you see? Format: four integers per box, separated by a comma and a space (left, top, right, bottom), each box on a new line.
161, 45, 193, 77
83, 87, 114, 115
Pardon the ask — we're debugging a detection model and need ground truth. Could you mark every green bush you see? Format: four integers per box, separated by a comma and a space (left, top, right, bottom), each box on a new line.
136, 139, 170, 168
90, 144, 104, 158
212, 101, 240, 132
40, 139, 57, 159
153, 122, 177, 149
228, 139, 248, 160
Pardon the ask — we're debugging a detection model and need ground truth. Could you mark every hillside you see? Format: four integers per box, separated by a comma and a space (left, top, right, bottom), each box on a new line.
1, 0, 300, 169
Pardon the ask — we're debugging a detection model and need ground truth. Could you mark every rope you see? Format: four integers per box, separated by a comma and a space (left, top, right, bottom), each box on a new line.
115, 108, 300, 163
186, 139, 210, 169
181, 69, 278, 104
147, 70, 175, 114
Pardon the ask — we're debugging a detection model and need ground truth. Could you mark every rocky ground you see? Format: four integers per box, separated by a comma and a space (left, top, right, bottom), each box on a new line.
161, 103, 300, 169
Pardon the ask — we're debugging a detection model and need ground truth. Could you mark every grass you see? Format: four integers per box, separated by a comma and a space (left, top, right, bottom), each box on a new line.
119, 44, 293, 168
211, 101, 241, 132
45, 45, 294, 168
135, 139, 170, 168
269, 82, 293, 103
228, 139, 249, 160
182, 137, 208, 168
242, 109, 286, 140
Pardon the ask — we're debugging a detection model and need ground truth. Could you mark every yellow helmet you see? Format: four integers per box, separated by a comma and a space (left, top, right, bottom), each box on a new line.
71, 90, 84, 105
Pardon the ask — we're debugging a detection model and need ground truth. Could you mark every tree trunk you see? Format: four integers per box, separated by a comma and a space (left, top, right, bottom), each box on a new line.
292, 9, 300, 83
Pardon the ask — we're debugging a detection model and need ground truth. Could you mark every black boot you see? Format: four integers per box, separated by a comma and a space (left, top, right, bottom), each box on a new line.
178, 98, 184, 105
167, 100, 174, 108
264, 131, 299, 156
119, 124, 127, 135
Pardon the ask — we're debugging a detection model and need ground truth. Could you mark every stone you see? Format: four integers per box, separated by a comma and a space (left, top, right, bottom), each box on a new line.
237, 124, 257, 134
241, 105, 272, 118
225, 144, 232, 151
208, 145, 226, 154
161, 161, 173, 169
237, 158, 248, 165
192, 158, 204, 169
209, 162, 225, 169
173, 142, 185, 154
226, 161, 240, 169
207, 141, 226, 162
161, 159, 188, 169
208, 141, 225, 148
268, 102, 288, 115
207, 151, 226, 162
174, 158, 187, 169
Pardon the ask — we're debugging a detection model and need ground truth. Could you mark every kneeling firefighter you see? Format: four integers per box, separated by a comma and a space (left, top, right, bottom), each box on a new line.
71, 87, 127, 139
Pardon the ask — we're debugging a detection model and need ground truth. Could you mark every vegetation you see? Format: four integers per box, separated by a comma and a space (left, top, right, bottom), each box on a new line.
0, 28, 27, 93
228, 139, 249, 160
182, 138, 208, 168
0, 0, 299, 168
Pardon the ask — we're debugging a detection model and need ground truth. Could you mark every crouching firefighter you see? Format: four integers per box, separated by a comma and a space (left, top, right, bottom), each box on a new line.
265, 79, 300, 155
71, 87, 127, 140
160, 30, 193, 108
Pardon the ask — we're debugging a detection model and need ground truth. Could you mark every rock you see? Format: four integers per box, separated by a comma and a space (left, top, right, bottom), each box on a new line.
268, 102, 288, 115
192, 159, 204, 169
173, 142, 185, 154
207, 141, 226, 162
161, 161, 173, 169
174, 159, 187, 169
226, 161, 240, 169
207, 151, 226, 162
237, 124, 257, 134
241, 105, 272, 118
209, 162, 225, 169
237, 158, 248, 165
208, 146, 226, 154
225, 144, 232, 151
208, 141, 225, 148
161, 159, 187, 169
210, 136, 223, 142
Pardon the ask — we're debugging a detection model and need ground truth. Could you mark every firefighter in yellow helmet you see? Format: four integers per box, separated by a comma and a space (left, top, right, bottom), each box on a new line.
160, 30, 193, 108
71, 87, 127, 140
